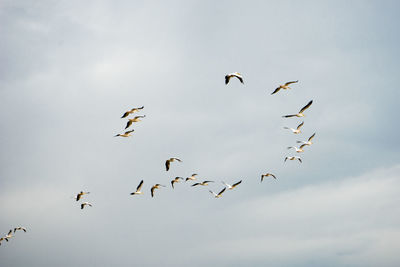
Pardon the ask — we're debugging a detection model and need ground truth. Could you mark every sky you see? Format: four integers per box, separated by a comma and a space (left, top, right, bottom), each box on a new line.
0, 0, 399, 266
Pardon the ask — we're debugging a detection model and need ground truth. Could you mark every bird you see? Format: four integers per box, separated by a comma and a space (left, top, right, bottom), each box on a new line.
151, 184, 166, 198
75, 191, 90, 201
0, 237, 3, 245
271, 80, 298, 95
283, 121, 304, 134
225, 72, 244, 84
191, 181, 214, 187
297, 133, 316, 146
261, 173, 276, 182
287, 144, 307, 153
171, 177, 184, 189
4, 230, 13, 241
221, 180, 242, 190
209, 187, 226, 198
130, 180, 144, 195
165, 157, 182, 171
185, 173, 198, 182
13, 227, 27, 233
81, 202, 92, 209
121, 106, 144, 118
125, 115, 146, 129
284, 156, 302, 163
282, 100, 313, 118
114, 129, 134, 137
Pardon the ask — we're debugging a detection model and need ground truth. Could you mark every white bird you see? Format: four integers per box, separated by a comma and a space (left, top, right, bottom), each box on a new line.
125, 115, 146, 129
287, 144, 307, 153
171, 177, 184, 189
283, 121, 304, 134
130, 180, 144, 195
297, 133, 316, 146
75, 191, 90, 201
4, 230, 13, 241
185, 173, 198, 182
192, 181, 214, 187
282, 100, 313, 118
165, 157, 182, 171
13, 227, 27, 233
121, 106, 144, 118
221, 180, 242, 190
225, 72, 244, 84
209, 187, 226, 198
81, 202, 92, 209
151, 184, 166, 198
271, 80, 298, 95
261, 173, 276, 182
114, 129, 134, 137
284, 156, 302, 163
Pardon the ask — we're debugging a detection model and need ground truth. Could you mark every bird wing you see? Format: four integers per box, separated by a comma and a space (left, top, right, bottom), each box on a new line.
125, 120, 133, 129
284, 157, 288, 162
151, 187, 155, 197
300, 144, 307, 149
173, 157, 182, 162
308, 133, 316, 141
125, 129, 135, 134
236, 75, 244, 84
81, 203, 84, 209
299, 100, 313, 113
209, 190, 216, 196
282, 114, 296, 118
232, 180, 242, 187
171, 180, 175, 189
76, 194, 81, 201
121, 111, 130, 118
270, 174, 276, 179
165, 160, 170, 171
192, 183, 200, 187
284, 80, 298, 86
296, 121, 304, 130
218, 187, 226, 196
137, 180, 144, 191
225, 75, 230, 84
298, 158, 302, 163
271, 87, 281, 95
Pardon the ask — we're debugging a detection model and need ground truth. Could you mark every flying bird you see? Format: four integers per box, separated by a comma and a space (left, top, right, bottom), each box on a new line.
4, 230, 13, 241
130, 180, 144, 195
151, 184, 166, 198
121, 106, 144, 118
209, 187, 226, 198
191, 181, 214, 187
261, 173, 276, 182
13, 227, 27, 233
287, 144, 307, 153
271, 80, 298, 95
75, 191, 90, 201
284, 156, 302, 163
165, 157, 182, 171
282, 100, 313, 118
297, 133, 316, 146
185, 173, 198, 182
283, 121, 304, 134
81, 202, 92, 209
171, 177, 184, 189
114, 129, 135, 137
221, 180, 242, 190
125, 115, 146, 129
225, 72, 244, 84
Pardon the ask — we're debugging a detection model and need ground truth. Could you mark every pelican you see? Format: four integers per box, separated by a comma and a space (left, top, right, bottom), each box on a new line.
171, 177, 184, 189
221, 180, 242, 190
297, 133, 316, 146
81, 202, 92, 209
151, 184, 166, 198
209, 187, 226, 198
114, 129, 134, 137
284, 156, 302, 163
130, 180, 144, 195
261, 173, 276, 182
75, 191, 90, 201
165, 157, 182, 171
185, 173, 198, 182
282, 100, 313, 118
121, 106, 144, 118
191, 181, 214, 187
125, 115, 146, 129
4, 230, 13, 241
14, 227, 27, 233
271, 80, 298, 95
283, 121, 304, 134
287, 144, 307, 153
225, 72, 244, 84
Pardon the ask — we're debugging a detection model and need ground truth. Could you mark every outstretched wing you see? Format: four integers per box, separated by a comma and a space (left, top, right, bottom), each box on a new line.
225, 75, 230, 84
121, 111, 130, 118
151, 187, 155, 197
232, 180, 242, 187
308, 133, 316, 141
125, 120, 133, 129
298, 158, 302, 163
296, 121, 304, 130
137, 180, 144, 191
282, 114, 296, 118
271, 87, 281, 95
165, 160, 170, 171
284, 80, 298, 86
299, 100, 313, 114
236, 75, 244, 84
218, 187, 226, 196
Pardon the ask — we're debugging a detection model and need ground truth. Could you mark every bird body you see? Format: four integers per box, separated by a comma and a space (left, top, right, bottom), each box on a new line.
185, 173, 198, 182
284, 156, 302, 163
81, 202, 92, 209
76, 191, 90, 201
121, 106, 144, 118
14, 227, 27, 233
130, 180, 144, 195
125, 115, 146, 129
284, 121, 304, 134
151, 184, 166, 197
271, 80, 298, 95
261, 173, 276, 182
171, 177, 184, 189
283, 100, 313, 118
225, 72, 244, 84
114, 129, 134, 137
297, 133, 316, 146
192, 181, 214, 187
221, 180, 242, 190
287, 144, 307, 153
165, 157, 182, 171
209, 187, 226, 198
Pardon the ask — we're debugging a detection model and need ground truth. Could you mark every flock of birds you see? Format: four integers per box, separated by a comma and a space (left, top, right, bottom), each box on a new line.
2, 72, 317, 246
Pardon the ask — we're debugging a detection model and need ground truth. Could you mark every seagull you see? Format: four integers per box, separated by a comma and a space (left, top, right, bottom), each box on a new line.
75, 191, 90, 201
130, 180, 144, 195
221, 180, 242, 190
209, 187, 226, 198
13, 227, 27, 233
297, 133, 316, 146
225, 72, 244, 84
284, 156, 302, 163
287, 144, 307, 153
4, 230, 13, 241
261, 173, 276, 182
151, 184, 166, 198
165, 157, 182, 171
114, 129, 135, 137
125, 115, 146, 129
271, 80, 299, 95
282, 100, 313, 118
283, 121, 304, 134
191, 181, 214, 187
121, 106, 144, 118
185, 173, 198, 182
171, 177, 184, 189
81, 202, 92, 209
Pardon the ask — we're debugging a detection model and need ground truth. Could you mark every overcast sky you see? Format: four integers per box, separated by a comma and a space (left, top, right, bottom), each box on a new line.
1, 1, 399, 266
